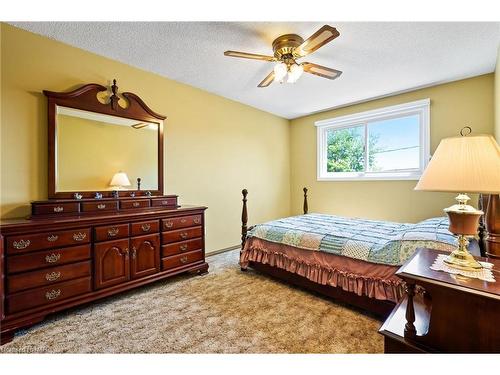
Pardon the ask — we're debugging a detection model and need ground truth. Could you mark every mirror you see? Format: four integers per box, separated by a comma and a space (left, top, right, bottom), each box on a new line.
56, 106, 159, 192
45, 80, 165, 199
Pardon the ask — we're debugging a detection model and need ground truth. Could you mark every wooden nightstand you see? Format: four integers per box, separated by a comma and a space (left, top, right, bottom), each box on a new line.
379, 248, 500, 353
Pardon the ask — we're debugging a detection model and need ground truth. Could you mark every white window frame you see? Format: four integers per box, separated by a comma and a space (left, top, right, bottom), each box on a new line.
316, 98, 430, 181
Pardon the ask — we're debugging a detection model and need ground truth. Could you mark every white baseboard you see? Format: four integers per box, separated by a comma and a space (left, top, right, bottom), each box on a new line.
206, 245, 239, 257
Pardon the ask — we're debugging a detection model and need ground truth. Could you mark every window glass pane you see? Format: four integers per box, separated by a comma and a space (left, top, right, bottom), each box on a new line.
326, 125, 365, 172
367, 115, 420, 172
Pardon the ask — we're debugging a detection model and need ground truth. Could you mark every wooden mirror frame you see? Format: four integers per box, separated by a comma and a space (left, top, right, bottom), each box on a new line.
44, 80, 165, 199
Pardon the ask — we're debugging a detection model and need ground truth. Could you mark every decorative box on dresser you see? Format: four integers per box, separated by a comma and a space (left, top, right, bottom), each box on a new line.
0, 197, 208, 345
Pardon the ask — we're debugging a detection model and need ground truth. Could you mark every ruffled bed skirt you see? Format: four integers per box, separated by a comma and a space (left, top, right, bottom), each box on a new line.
240, 240, 405, 303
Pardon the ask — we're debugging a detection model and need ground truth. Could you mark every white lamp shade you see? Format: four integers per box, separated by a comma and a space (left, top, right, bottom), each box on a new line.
415, 134, 500, 194
110, 172, 131, 188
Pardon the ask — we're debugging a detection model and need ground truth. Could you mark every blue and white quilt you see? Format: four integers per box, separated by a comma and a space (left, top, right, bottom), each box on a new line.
247, 214, 457, 266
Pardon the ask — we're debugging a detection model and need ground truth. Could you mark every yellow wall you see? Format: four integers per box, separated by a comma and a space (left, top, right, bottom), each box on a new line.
290, 74, 494, 222
57, 115, 158, 191
495, 46, 500, 142
0, 23, 291, 253
1, 23, 496, 252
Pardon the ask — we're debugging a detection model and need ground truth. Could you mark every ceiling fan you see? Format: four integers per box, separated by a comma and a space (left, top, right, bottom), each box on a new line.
224, 25, 342, 87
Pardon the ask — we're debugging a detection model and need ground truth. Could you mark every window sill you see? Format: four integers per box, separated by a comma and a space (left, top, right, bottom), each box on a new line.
317, 172, 423, 181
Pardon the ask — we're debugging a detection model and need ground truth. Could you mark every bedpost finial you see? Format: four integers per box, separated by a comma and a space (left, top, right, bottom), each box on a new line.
110, 79, 119, 110
303, 187, 308, 215
241, 189, 249, 251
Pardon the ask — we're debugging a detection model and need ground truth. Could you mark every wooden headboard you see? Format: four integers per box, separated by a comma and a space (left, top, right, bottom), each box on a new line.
479, 193, 499, 258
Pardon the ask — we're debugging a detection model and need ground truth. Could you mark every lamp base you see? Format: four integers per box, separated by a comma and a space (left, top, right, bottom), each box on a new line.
443, 235, 483, 271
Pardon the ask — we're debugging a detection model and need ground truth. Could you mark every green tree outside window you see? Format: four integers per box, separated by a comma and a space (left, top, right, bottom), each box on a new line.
326, 127, 382, 172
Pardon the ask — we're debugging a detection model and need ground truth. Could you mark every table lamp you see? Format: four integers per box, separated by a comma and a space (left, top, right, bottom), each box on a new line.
415, 127, 500, 270
109, 171, 131, 190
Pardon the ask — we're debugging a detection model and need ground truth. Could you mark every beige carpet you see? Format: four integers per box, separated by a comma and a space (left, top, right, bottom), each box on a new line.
0, 250, 383, 353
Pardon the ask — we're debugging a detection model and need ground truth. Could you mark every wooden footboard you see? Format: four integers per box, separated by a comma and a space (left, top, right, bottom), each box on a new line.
241, 187, 309, 250
239, 186, 395, 318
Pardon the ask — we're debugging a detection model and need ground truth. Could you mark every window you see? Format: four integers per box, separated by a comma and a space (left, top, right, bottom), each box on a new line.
316, 99, 430, 181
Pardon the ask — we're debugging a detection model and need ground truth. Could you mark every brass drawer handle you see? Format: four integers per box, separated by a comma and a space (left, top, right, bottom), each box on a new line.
107, 227, 119, 237
13, 239, 31, 249
132, 202, 140, 207
45, 289, 61, 300
45, 271, 61, 281
180, 218, 187, 224
180, 244, 188, 251
141, 224, 151, 232
73, 232, 87, 241
131, 247, 137, 259
180, 256, 188, 264
180, 232, 188, 239
97, 204, 106, 210
53, 206, 64, 213
161, 201, 170, 205
45, 253, 61, 263
193, 218, 201, 224
47, 235, 59, 242
164, 221, 174, 229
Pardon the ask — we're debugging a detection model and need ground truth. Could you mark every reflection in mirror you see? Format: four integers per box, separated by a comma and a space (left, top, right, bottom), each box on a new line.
56, 106, 159, 192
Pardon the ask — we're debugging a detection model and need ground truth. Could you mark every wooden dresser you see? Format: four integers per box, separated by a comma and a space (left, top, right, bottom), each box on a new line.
0, 196, 208, 345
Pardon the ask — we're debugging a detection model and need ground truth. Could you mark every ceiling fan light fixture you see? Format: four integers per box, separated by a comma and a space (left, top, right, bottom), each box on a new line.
287, 63, 304, 83
273, 62, 287, 81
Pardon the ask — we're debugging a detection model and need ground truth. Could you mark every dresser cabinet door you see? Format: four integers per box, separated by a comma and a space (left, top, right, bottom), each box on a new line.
130, 234, 160, 280
94, 239, 130, 290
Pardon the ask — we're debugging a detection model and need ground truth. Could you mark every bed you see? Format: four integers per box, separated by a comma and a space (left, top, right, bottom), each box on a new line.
239, 188, 484, 317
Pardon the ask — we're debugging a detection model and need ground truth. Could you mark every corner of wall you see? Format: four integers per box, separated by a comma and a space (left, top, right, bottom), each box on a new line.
495, 45, 500, 143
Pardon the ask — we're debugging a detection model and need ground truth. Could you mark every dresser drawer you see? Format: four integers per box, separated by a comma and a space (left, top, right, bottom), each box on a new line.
151, 197, 178, 207
162, 215, 202, 231
161, 249, 203, 271
32, 202, 80, 215
7, 261, 91, 293
6, 228, 91, 255
94, 223, 129, 242
161, 226, 202, 244
162, 238, 203, 257
7, 244, 91, 274
131, 220, 159, 236
120, 199, 151, 210
81, 201, 118, 212
6, 276, 92, 314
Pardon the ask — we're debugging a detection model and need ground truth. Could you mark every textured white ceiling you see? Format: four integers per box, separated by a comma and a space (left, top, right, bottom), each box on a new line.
11, 22, 500, 119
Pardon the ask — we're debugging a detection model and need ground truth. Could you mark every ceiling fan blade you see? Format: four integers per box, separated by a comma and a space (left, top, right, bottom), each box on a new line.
224, 50, 276, 62
258, 71, 275, 88
295, 25, 340, 57
302, 63, 342, 80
